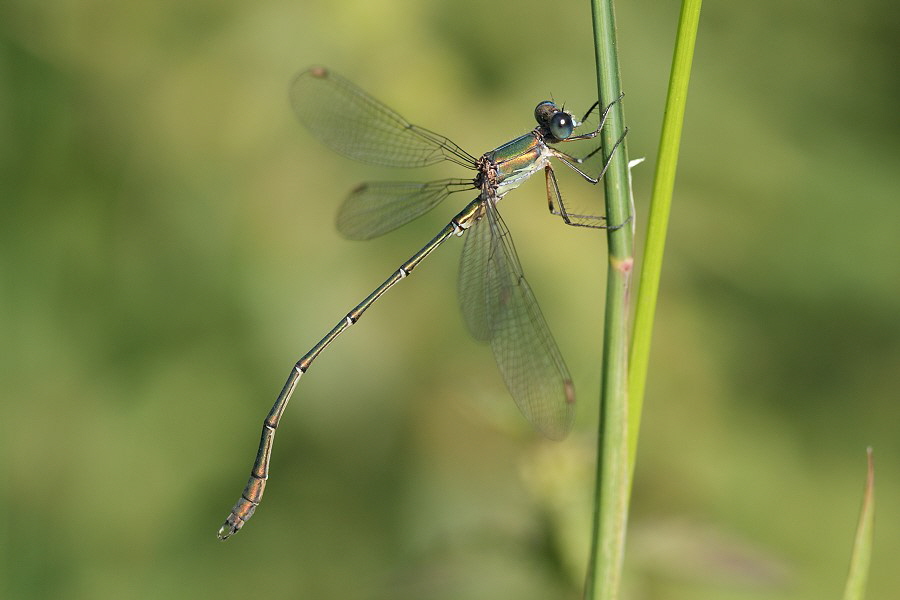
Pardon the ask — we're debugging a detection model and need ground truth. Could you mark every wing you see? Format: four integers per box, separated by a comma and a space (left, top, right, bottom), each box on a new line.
457, 205, 495, 341
338, 179, 475, 240
457, 202, 576, 439
290, 67, 477, 169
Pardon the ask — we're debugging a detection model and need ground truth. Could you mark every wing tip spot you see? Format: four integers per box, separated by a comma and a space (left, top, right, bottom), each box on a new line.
564, 379, 576, 405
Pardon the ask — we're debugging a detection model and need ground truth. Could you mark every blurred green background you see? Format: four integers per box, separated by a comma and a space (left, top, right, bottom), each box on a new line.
2, 0, 898, 598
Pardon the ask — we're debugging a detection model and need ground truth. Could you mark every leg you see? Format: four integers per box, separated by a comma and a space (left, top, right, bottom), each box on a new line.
565, 92, 626, 141
546, 123, 630, 229
552, 127, 628, 185
545, 163, 609, 228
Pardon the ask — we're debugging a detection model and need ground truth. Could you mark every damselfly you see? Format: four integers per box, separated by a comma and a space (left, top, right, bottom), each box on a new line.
218, 66, 626, 540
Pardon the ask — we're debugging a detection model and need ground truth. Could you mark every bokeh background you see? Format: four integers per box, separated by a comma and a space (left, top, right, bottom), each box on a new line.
2, 0, 898, 598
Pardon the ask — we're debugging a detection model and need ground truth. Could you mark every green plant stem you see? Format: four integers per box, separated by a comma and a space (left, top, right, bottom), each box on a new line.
628, 0, 702, 469
584, 0, 632, 598
585, 0, 702, 597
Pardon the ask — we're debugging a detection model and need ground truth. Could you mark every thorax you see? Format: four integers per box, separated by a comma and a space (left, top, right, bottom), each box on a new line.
477, 130, 553, 200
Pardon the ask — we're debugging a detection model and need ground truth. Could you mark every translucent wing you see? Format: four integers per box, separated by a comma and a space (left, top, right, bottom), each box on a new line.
457, 207, 495, 341
338, 179, 474, 240
290, 67, 477, 169
457, 202, 575, 439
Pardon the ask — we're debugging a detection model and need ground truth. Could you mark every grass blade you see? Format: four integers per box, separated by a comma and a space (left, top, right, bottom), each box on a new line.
627, 0, 703, 468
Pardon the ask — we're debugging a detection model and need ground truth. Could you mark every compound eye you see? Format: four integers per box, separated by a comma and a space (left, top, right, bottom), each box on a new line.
549, 111, 574, 140
534, 101, 556, 124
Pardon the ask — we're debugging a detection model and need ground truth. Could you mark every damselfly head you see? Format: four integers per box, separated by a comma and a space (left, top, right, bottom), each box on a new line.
533, 101, 575, 142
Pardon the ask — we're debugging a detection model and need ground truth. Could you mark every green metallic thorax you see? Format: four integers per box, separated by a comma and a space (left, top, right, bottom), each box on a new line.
483, 132, 552, 199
